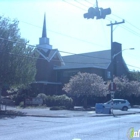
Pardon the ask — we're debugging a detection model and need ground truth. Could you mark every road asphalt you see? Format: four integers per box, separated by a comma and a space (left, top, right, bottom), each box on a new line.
0, 106, 140, 118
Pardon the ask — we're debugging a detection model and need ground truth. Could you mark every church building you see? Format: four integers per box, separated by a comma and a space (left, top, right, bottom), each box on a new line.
33, 14, 128, 95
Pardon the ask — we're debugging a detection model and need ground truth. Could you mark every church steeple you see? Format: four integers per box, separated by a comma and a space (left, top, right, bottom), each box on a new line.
37, 14, 52, 51
42, 14, 47, 38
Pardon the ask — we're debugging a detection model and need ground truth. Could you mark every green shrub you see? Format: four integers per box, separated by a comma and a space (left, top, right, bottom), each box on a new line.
19, 101, 24, 108
45, 94, 74, 109
50, 106, 66, 110
37, 93, 47, 104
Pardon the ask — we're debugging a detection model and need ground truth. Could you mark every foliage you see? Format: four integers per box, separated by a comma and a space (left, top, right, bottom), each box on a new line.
63, 72, 108, 97
45, 94, 74, 109
37, 93, 47, 99
50, 106, 66, 110
12, 92, 24, 106
114, 76, 140, 97
128, 70, 140, 81
62, 72, 109, 108
12, 85, 36, 105
37, 93, 47, 104
19, 101, 24, 108
0, 16, 37, 88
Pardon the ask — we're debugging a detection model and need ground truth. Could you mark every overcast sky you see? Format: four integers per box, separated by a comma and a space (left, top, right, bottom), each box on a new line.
0, 0, 140, 71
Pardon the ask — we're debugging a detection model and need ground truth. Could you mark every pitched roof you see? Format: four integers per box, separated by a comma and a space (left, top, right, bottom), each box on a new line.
47, 49, 58, 60
54, 50, 111, 70
36, 48, 65, 65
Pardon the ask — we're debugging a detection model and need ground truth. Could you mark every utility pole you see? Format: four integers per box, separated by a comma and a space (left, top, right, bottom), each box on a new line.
107, 20, 125, 79
107, 20, 125, 116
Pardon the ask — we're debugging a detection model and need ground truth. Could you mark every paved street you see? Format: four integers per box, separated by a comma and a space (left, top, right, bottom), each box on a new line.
0, 114, 140, 140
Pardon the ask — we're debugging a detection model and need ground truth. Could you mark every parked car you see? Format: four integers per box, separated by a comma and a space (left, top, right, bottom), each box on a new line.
103, 99, 131, 111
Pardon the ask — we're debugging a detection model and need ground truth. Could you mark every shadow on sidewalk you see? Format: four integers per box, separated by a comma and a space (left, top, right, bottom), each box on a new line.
0, 110, 26, 119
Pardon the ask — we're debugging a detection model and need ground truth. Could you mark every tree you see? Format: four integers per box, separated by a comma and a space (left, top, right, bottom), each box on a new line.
0, 16, 37, 89
63, 72, 108, 107
128, 70, 140, 81
114, 76, 140, 97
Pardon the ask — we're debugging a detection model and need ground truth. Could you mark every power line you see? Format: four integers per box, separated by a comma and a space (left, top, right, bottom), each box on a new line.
0, 37, 139, 70
127, 64, 140, 70
2, 47, 139, 70
63, 0, 140, 38
63, 1, 140, 37
0, 16, 138, 63
120, 25, 140, 38
112, 13, 123, 20
0, 14, 108, 49
74, 0, 89, 8
0, 18, 106, 48
126, 20, 140, 32
1, 41, 139, 70
2, 1, 139, 44
0, 37, 111, 60
59, 50, 110, 60
106, 17, 114, 22
0, 7, 138, 59
46, 29, 106, 48
0, 3, 138, 70
5, 2, 140, 51
0, 50, 109, 65
84, 0, 93, 5
1, 30, 139, 70
124, 53, 140, 60
62, 0, 86, 11
1, 36, 140, 66
0, 36, 111, 67
72, 0, 140, 36
120, 23, 140, 37
110, 14, 140, 37
112, 13, 140, 32
64, 0, 111, 23
18, 18, 106, 49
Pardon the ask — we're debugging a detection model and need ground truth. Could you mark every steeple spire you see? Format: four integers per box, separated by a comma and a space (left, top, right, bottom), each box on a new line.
42, 13, 47, 38
37, 13, 52, 51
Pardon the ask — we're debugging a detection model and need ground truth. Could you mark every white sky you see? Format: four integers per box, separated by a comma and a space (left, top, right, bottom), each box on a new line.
0, 0, 140, 71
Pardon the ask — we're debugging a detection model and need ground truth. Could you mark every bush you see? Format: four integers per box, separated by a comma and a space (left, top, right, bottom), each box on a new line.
19, 101, 24, 108
12, 93, 24, 106
50, 106, 66, 110
45, 95, 52, 106
45, 94, 74, 109
37, 93, 47, 104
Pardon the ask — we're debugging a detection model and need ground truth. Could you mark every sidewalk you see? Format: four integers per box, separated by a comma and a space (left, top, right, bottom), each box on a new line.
0, 106, 96, 118
0, 106, 140, 118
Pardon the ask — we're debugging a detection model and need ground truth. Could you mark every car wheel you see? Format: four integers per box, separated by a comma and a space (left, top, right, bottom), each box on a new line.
122, 106, 128, 111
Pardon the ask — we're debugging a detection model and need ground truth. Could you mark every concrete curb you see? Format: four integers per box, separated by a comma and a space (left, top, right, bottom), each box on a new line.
1, 111, 140, 118
0, 113, 71, 118
91, 111, 140, 117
